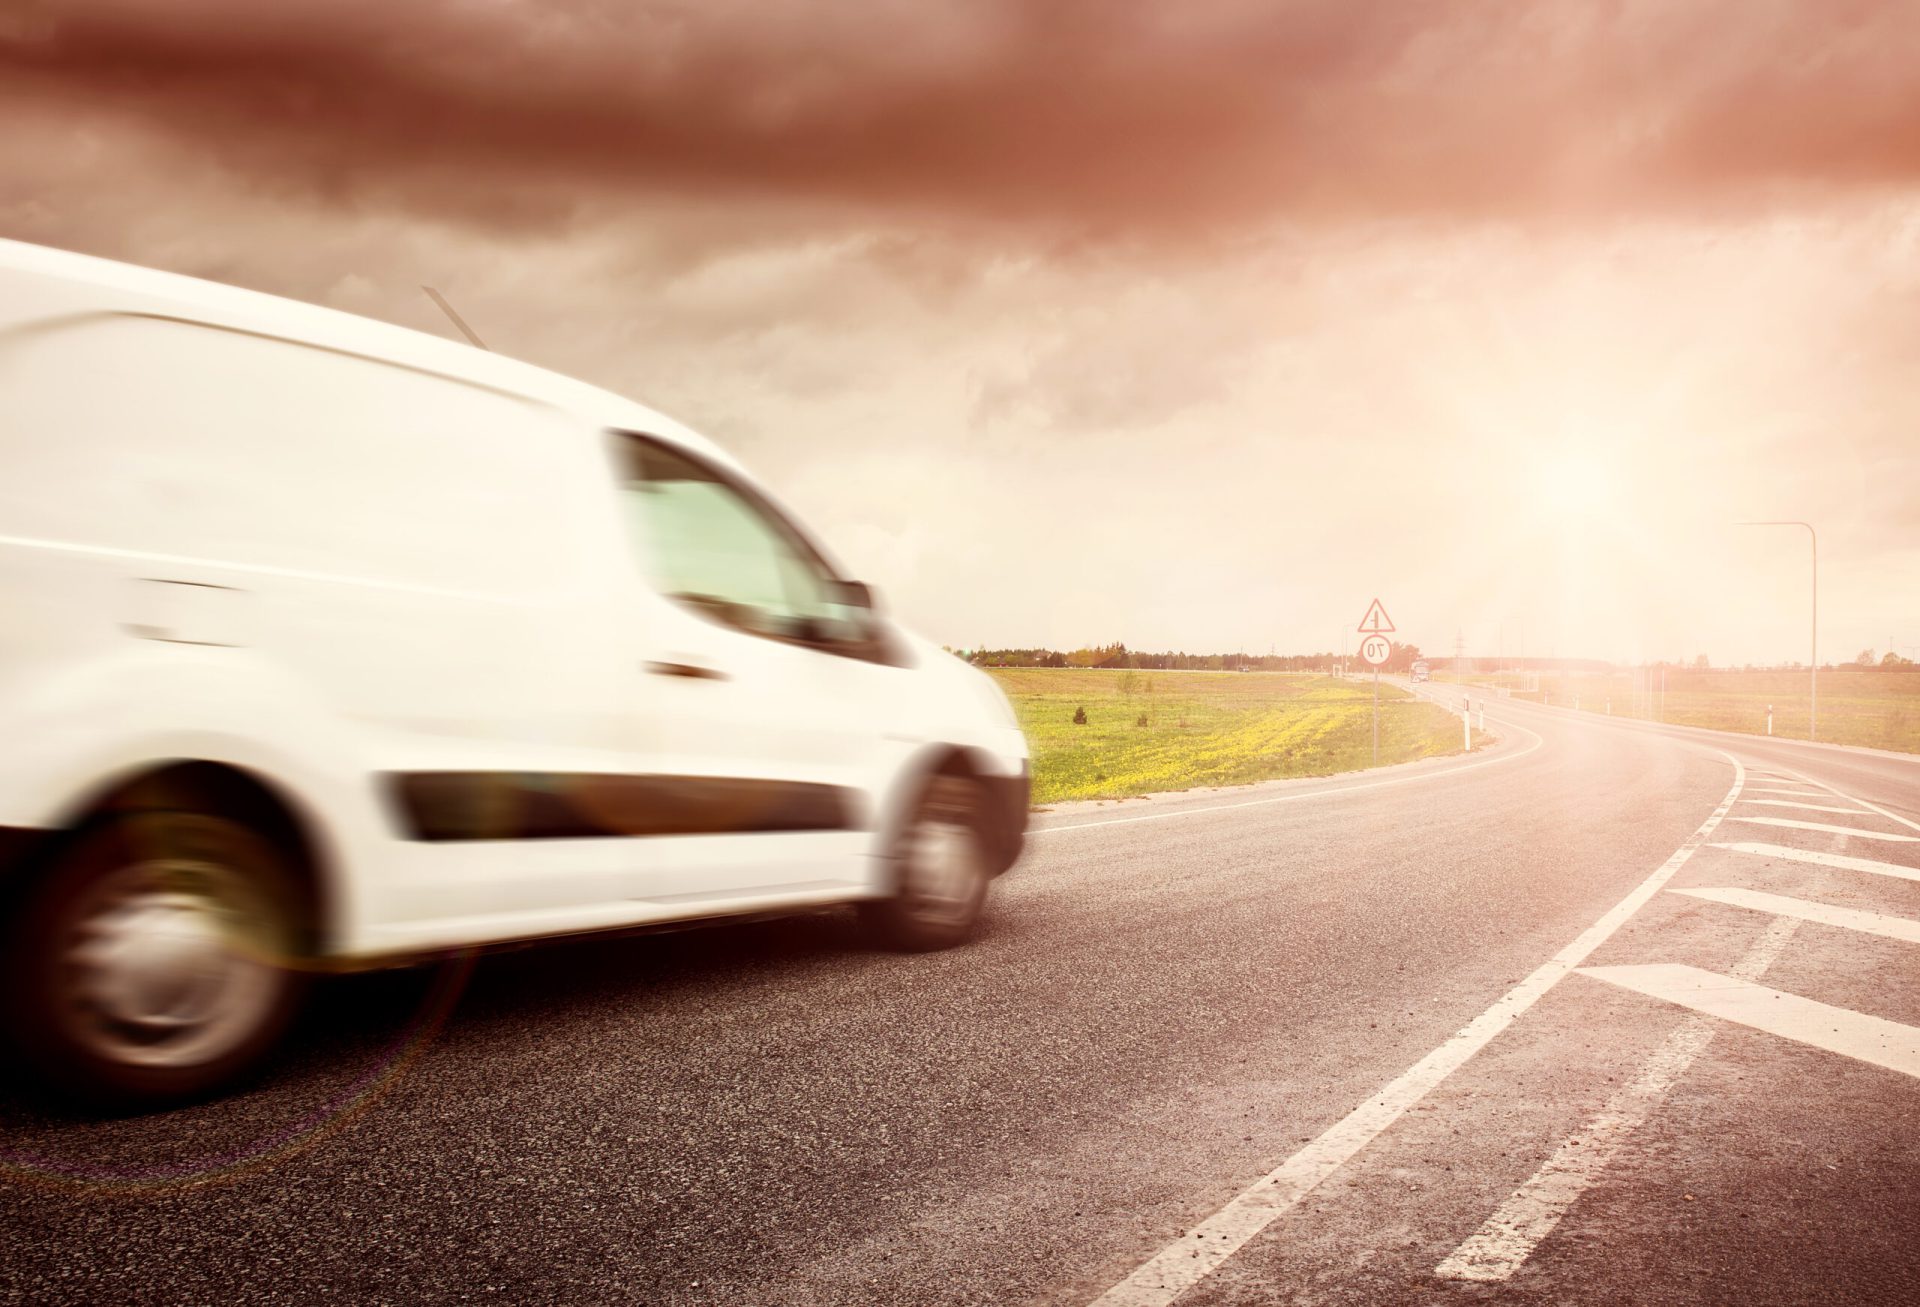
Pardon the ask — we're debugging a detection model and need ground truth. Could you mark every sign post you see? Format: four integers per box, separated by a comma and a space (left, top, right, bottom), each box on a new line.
1357, 599, 1395, 767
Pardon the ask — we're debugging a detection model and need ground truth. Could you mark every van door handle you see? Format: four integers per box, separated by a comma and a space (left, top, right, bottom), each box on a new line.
645, 659, 729, 681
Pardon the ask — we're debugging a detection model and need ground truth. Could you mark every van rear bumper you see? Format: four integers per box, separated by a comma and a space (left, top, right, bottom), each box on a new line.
980, 761, 1030, 875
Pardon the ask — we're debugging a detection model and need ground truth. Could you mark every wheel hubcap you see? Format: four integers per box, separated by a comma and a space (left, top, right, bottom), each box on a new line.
61, 862, 281, 1068
900, 810, 983, 926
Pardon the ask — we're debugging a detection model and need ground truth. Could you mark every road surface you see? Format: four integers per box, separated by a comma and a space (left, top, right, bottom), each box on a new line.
3, 689, 1917, 1304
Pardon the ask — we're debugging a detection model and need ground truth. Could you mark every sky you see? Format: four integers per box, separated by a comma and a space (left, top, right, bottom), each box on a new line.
4, 0, 1918, 665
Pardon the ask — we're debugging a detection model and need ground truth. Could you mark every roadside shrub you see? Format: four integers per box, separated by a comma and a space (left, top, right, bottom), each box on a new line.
1072, 706, 1088, 725
1135, 712, 1149, 727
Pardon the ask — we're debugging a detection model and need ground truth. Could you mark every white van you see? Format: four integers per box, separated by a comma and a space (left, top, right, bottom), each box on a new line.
0, 239, 1029, 1107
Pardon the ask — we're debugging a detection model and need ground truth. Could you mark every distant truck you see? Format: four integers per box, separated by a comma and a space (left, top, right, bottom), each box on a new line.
1410, 659, 1431, 683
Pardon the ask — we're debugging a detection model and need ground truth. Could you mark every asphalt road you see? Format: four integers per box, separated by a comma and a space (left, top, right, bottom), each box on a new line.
3, 690, 1916, 1305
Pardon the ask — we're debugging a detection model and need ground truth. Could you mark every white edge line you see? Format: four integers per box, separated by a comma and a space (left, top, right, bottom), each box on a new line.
1085, 752, 1747, 1307
1033, 714, 1543, 837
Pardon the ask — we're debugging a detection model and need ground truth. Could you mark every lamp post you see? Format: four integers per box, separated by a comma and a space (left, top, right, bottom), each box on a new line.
1736, 520, 1816, 741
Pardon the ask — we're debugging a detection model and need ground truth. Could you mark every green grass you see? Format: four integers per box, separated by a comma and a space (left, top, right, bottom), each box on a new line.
1437, 667, 1920, 753
989, 668, 1477, 805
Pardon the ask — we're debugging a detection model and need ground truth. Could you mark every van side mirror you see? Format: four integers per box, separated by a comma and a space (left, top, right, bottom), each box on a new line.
837, 579, 879, 611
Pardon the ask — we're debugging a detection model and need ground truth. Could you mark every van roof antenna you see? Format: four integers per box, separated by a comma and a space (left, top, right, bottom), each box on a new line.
420, 285, 488, 351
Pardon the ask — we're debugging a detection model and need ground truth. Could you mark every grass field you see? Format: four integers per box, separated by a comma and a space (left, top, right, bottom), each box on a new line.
988, 668, 1476, 805
1438, 667, 1920, 753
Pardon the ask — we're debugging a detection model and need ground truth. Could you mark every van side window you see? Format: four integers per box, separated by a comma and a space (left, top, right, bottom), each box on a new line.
618, 435, 871, 651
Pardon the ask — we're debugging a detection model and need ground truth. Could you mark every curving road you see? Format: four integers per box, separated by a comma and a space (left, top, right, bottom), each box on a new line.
3, 689, 1916, 1305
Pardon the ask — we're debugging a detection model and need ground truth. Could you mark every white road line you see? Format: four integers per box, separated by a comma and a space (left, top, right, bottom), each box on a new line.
1710, 842, 1920, 884
1723, 816, 1918, 843
1672, 887, 1920, 945
1031, 716, 1544, 838
1577, 963, 1920, 1080
1737, 799, 1870, 815
1737, 772, 1920, 835
1743, 785, 1829, 795
1821, 788, 1920, 834
1434, 916, 1798, 1283
1086, 755, 1747, 1307
1435, 767, 1918, 1284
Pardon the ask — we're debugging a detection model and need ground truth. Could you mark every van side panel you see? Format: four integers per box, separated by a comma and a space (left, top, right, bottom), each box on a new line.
0, 302, 659, 948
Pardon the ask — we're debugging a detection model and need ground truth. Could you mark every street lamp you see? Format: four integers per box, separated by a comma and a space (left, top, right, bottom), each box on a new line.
1735, 520, 1817, 741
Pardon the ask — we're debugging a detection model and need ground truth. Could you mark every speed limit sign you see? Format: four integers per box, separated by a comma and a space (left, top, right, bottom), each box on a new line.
1360, 634, 1391, 666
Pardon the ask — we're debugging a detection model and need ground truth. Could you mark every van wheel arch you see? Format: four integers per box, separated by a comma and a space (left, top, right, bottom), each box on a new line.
41, 760, 333, 957
888, 746, 990, 832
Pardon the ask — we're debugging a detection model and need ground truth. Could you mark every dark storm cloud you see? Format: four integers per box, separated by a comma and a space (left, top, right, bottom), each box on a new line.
6, 0, 1920, 236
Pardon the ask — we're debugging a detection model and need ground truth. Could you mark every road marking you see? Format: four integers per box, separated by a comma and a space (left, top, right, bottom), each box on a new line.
1737, 772, 1920, 835
1673, 887, 1920, 945
1814, 787, 1920, 834
1577, 963, 1920, 1080
1723, 816, 1918, 843
1086, 755, 1746, 1307
1738, 798, 1872, 815
1434, 916, 1798, 1283
1710, 842, 1920, 884
1032, 716, 1544, 838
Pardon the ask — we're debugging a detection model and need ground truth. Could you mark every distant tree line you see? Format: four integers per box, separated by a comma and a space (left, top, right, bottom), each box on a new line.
952, 641, 1426, 673
949, 644, 1920, 674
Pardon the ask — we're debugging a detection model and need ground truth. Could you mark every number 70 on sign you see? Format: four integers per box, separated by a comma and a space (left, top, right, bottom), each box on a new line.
1360, 634, 1392, 666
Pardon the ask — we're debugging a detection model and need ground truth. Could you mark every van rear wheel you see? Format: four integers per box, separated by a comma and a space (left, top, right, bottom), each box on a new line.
861, 775, 990, 952
2, 811, 307, 1110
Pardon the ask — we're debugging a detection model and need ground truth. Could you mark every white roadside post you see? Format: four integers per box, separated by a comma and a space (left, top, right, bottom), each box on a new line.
1767, 703, 1774, 736
1462, 700, 1471, 750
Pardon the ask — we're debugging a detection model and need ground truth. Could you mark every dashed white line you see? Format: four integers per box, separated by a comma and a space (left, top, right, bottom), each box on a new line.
1434, 915, 1799, 1283
1710, 842, 1920, 884
1673, 886, 1920, 945
1723, 816, 1918, 843
1577, 963, 1920, 1080
1086, 754, 1746, 1307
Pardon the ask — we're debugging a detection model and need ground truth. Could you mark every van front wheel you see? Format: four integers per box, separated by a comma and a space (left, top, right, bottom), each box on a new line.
861, 775, 991, 952
3, 811, 308, 1110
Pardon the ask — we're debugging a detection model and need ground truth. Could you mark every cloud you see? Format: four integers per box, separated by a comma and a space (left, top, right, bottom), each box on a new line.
7, 1, 1920, 241
3, 3, 1919, 663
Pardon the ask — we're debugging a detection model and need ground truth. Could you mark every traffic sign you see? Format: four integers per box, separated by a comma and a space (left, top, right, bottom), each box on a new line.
1360, 634, 1392, 666
1357, 598, 1395, 634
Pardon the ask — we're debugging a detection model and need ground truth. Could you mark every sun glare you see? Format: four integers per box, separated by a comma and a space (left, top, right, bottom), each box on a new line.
1538, 448, 1619, 519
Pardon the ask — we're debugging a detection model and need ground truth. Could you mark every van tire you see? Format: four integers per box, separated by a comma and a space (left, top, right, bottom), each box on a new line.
1, 811, 308, 1111
861, 774, 991, 952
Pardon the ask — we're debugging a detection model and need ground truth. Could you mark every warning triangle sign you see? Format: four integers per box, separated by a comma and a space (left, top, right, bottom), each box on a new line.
1357, 598, 1395, 634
